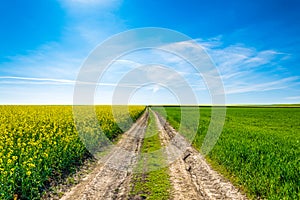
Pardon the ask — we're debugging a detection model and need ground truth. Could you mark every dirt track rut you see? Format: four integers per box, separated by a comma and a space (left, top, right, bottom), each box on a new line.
153, 111, 247, 200
61, 111, 149, 200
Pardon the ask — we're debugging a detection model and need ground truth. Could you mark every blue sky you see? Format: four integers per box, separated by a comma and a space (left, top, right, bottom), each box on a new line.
0, 0, 300, 104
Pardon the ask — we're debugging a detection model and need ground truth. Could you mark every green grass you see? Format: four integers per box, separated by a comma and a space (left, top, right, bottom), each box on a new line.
153, 106, 300, 199
130, 111, 171, 200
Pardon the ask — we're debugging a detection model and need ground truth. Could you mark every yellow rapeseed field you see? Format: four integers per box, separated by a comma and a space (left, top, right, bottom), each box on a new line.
0, 105, 145, 199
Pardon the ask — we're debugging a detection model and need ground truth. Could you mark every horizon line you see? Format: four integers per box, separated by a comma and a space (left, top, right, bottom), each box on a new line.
0, 103, 299, 107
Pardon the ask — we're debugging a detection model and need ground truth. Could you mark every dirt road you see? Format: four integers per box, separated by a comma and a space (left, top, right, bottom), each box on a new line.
61, 111, 149, 200
60, 110, 247, 200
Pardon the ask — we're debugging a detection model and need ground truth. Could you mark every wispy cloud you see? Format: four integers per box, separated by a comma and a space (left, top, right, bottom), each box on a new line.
225, 76, 299, 94
178, 39, 298, 94
285, 96, 300, 100
135, 38, 300, 100
0, 76, 75, 84
0, 76, 140, 88
0, 43, 83, 79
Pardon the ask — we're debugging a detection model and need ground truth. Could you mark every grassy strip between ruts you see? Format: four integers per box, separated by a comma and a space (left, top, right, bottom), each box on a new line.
129, 111, 171, 200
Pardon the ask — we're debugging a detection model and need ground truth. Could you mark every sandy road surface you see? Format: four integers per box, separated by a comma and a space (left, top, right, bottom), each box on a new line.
61, 109, 247, 200
61, 111, 149, 200
153, 111, 247, 200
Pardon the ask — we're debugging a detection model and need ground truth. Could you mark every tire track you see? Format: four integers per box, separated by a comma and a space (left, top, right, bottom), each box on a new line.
61, 111, 149, 200
153, 111, 247, 200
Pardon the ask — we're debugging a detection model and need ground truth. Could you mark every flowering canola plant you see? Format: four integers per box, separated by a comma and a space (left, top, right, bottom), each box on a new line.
0, 105, 145, 199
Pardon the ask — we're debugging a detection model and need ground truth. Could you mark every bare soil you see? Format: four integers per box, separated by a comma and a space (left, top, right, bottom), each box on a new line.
60, 111, 149, 200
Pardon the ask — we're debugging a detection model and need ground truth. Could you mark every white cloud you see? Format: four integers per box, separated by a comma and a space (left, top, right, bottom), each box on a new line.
0, 76, 75, 84
225, 77, 299, 94
0, 76, 141, 88
0, 42, 84, 79
285, 96, 300, 100
142, 38, 299, 98
152, 84, 160, 93
196, 41, 299, 95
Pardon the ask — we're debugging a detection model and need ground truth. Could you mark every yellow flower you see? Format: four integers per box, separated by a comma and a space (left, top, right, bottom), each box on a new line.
26, 171, 31, 176
12, 156, 18, 161
28, 163, 35, 168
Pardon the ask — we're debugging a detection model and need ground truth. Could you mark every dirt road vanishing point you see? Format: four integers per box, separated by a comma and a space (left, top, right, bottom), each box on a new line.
61, 110, 247, 200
